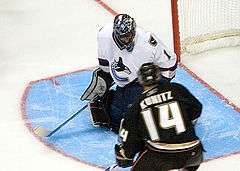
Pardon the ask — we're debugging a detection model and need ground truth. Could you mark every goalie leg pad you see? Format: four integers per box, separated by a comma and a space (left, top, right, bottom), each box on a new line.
89, 97, 111, 127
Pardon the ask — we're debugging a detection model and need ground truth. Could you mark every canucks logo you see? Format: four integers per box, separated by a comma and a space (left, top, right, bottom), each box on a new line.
111, 57, 131, 82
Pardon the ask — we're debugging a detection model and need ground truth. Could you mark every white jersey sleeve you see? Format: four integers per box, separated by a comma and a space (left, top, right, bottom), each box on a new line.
151, 34, 177, 79
97, 23, 113, 73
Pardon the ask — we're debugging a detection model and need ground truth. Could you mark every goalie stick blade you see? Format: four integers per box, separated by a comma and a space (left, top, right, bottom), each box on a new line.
105, 164, 118, 171
33, 126, 50, 137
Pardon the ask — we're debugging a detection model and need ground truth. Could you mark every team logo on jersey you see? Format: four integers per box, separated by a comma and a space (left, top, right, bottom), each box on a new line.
149, 34, 158, 47
111, 57, 131, 81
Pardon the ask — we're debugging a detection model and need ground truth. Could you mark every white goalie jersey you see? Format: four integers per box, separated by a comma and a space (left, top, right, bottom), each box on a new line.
97, 23, 177, 87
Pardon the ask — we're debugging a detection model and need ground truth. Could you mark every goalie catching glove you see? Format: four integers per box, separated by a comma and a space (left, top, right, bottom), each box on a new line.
81, 68, 114, 101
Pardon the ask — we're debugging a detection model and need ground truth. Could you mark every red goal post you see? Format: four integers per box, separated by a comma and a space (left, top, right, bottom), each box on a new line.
171, 0, 240, 61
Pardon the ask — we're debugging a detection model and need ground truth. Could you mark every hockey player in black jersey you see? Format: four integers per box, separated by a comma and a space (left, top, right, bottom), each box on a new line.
114, 63, 204, 171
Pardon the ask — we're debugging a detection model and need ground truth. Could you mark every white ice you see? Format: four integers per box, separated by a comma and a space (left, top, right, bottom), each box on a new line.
0, 0, 239, 170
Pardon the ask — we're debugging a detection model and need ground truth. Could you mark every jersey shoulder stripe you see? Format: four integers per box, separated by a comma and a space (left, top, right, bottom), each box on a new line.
98, 58, 109, 67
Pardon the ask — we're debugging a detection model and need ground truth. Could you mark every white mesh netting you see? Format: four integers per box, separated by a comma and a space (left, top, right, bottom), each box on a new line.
177, 0, 240, 54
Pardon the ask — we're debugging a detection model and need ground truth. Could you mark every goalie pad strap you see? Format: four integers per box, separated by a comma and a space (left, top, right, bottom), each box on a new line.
81, 68, 113, 101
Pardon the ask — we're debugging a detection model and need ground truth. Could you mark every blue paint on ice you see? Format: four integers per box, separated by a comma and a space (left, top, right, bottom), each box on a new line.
25, 68, 240, 168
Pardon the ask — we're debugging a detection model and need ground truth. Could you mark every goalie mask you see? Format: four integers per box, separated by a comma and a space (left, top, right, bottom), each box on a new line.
113, 14, 136, 52
138, 63, 161, 86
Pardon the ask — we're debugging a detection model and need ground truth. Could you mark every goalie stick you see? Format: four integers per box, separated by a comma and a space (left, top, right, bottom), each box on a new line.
33, 94, 101, 137
34, 104, 88, 137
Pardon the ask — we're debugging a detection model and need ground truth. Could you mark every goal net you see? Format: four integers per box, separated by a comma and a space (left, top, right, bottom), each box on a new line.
171, 0, 240, 58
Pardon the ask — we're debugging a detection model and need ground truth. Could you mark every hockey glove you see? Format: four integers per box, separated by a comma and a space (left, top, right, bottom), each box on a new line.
115, 144, 133, 168
81, 68, 113, 101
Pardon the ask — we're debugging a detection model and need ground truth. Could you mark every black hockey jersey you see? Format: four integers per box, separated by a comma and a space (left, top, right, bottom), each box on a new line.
118, 80, 202, 158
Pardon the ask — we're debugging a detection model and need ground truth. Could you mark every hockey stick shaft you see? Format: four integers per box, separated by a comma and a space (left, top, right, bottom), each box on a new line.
47, 104, 88, 137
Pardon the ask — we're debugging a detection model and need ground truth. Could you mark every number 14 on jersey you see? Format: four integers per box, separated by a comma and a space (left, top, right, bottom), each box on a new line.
141, 101, 186, 141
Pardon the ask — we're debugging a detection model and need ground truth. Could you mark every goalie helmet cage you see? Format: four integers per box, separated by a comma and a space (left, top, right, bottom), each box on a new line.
171, 0, 240, 61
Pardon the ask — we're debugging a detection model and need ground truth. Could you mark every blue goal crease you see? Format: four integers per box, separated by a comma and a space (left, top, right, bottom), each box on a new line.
24, 68, 240, 168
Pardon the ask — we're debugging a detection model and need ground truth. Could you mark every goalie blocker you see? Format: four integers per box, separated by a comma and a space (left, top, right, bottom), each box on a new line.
81, 68, 113, 128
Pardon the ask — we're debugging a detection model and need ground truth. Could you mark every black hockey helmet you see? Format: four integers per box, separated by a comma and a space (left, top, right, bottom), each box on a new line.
138, 63, 161, 86
113, 14, 136, 50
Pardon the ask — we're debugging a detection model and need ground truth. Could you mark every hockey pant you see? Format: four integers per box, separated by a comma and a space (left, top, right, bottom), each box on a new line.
131, 143, 203, 171
108, 81, 143, 132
